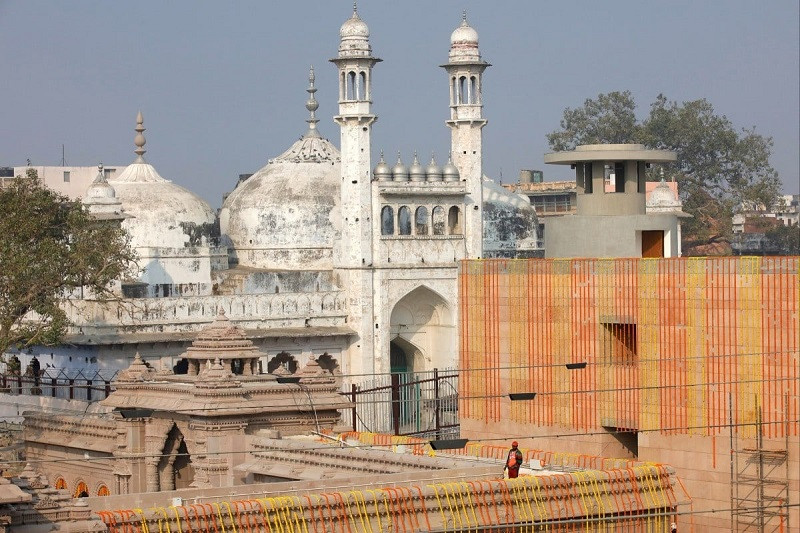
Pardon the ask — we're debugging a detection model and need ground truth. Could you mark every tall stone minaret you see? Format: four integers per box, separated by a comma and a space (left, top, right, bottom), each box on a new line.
442, 12, 489, 259
331, 3, 381, 269
331, 4, 381, 376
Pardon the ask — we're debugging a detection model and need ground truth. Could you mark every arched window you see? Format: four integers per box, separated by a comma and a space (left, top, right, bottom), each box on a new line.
340, 72, 346, 101
97, 485, 110, 497
74, 480, 89, 498
317, 353, 339, 374
469, 76, 478, 104
359, 71, 367, 100
267, 352, 298, 374
415, 207, 429, 235
381, 206, 394, 235
398, 206, 412, 235
172, 358, 188, 375
458, 76, 467, 104
432, 206, 446, 235
451, 77, 457, 106
347, 71, 357, 100
54, 477, 67, 490
448, 206, 462, 235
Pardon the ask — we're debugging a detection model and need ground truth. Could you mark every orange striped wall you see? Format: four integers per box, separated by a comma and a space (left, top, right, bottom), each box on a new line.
459, 257, 799, 438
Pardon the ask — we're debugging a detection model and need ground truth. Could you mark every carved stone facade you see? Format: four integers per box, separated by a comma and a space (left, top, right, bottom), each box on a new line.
23, 312, 351, 497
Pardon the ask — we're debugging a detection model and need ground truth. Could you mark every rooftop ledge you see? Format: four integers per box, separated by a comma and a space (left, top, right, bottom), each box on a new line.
544, 143, 677, 165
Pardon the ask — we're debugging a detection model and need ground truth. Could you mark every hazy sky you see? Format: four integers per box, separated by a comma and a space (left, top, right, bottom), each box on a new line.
2, 1, 798, 207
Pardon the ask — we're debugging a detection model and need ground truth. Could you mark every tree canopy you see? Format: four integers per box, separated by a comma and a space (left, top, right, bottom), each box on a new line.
0, 169, 136, 357
547, 91, 783, 253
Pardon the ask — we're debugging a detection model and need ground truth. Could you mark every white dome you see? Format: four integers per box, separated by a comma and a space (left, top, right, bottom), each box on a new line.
111, 163, 217, 249
340, 11, 369, 39
220, 135, 342, 270
338, 8, 372, 57
451, 20, 478, 45
449, 15, 481, 62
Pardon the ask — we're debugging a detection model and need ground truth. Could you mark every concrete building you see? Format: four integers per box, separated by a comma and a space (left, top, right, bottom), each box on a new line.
458, 256, 799, 531
2, 165, 126, 199
542, 144, 686, 258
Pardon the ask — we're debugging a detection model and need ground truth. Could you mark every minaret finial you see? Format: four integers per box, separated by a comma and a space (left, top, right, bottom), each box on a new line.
353, 1, 358, 14
134, 111, 146, 163
305, 65, 320, 137
462, 10, 467, 24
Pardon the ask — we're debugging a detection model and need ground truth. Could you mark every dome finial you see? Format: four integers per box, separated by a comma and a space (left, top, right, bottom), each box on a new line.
305, 65, 320, 137
134, 111, 147, 163
462, 10, 467, 24
353, 1, 358, 14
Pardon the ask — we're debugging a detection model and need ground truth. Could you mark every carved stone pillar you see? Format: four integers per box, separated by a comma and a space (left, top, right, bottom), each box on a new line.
145, 459, 159, 493
161, 459, 175, 491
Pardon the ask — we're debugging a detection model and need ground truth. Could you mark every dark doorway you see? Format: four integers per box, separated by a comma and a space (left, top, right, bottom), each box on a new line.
642, 230, 665, 258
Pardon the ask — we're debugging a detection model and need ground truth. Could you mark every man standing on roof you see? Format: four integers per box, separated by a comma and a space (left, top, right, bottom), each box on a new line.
504, 441, 523, 478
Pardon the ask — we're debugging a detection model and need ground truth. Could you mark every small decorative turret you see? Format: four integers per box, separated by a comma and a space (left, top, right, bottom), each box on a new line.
392, 152, 409, 181
305, 66, 321, 138
442, 153, 460, 182
409, 152, 425, 182
373, 150, 391, 181
426, 154, 443, 181
133, 111, 146, 163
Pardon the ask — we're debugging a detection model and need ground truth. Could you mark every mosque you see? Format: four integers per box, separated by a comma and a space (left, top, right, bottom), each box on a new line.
17, 8, 538, 387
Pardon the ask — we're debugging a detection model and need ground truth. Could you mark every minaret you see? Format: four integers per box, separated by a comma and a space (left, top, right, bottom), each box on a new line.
330, 4, 382, 378
331, 2, 381, 268
442, 12, 490, 259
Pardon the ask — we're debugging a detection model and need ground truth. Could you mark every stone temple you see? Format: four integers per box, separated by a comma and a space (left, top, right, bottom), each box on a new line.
14, 8, 540, 389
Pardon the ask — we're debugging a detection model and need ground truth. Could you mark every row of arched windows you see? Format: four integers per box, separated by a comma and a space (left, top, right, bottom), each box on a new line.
341, 70, 370, 101
54, 477, 109, 497
451, 75, 480, 105
381, 205, 462, 236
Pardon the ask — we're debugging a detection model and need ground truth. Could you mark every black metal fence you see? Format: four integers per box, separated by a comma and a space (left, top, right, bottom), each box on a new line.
342, 368, 459, 439
0, 369, 118, 402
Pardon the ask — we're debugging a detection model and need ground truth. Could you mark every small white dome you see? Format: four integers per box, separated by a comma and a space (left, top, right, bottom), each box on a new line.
340, 11, 369, 39
451, 19, 478, 46
449, 14, 481, 62
111, 163, 217, 249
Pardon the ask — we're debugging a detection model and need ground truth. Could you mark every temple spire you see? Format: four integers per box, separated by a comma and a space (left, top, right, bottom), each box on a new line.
134, 111, 147, 163
305, 66, 320, 137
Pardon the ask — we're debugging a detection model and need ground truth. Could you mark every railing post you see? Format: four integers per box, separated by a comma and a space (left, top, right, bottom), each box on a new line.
105, 381, 111, 398
51, 378, 57, 398
391, 373, 401, 436
434, 368, 441, 438
351, 384, 358, 432
86, 379, 92, 402
68, 379, 74, 400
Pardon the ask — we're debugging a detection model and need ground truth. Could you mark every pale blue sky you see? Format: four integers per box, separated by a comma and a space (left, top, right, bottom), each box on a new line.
2, 1, 798, 207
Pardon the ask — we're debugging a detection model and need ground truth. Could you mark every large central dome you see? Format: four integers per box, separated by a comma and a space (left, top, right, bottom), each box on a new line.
220, 134, 341, 271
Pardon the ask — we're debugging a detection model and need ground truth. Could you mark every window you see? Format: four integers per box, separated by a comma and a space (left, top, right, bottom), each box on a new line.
415, 206, 429, 235
267, 352, 298, 374
605, 163, 625, 193
448, 206, 462, 235
381, 206, 394, 235
104, 168, 114, 179
601, 322, 637, 365
432, 206, 446, 235
583, 163, 593, 194
63, 171, 70, 183
398, 206, 411, 235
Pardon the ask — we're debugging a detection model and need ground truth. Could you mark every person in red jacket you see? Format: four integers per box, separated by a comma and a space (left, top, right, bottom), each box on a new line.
504, 441, 523, 478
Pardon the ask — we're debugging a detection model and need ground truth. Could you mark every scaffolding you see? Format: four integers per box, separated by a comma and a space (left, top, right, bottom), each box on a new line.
731, 400, 791, 532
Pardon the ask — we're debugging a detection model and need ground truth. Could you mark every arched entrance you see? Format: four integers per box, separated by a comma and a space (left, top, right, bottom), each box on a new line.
389, 286, 454, 373
158, 424, 193, 490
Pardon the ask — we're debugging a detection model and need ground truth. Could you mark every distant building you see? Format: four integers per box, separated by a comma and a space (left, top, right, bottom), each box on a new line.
732, 194, 800, 254
2, 165, 126, 199
540, 144, 687, 258
506, 171, 685, 252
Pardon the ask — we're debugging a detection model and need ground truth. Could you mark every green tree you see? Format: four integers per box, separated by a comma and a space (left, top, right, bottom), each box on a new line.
0, 169, 136, 357
547, 92, 782, 253
764, 224, 800, 255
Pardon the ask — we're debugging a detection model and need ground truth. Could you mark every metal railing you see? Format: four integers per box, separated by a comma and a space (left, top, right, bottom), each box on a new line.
0, 369, 118, 401
342, 368, 459, 440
